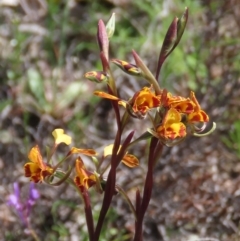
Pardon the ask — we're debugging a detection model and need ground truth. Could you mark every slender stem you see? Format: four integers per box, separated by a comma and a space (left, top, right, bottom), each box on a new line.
94, 112, 122, 240
82, 190, 95, 241
94, 130, 121, 240
116, 185, 137, 220
94, 128, 134, 240
28, 227, 41, 241
60, 174, 94, 240
25, 217, 41, 241
121, 110, 130, 131
107, 68, 117, 97
133, 137, 158, 241
47, 145, 57, 164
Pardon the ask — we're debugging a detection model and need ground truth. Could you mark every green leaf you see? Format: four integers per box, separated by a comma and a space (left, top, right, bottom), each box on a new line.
27, 68, 46, 106
57, 82, 87, 110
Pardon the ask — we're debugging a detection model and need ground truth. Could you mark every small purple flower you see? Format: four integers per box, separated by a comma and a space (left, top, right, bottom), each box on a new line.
8, 182, 21, 209
27, 182, 40, 216
7, 182, 40, 227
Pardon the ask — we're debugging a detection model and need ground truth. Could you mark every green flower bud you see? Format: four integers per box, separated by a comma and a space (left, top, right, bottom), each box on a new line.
106, 13, 115, 39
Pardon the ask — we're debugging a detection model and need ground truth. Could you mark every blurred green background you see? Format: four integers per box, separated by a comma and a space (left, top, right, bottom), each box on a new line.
0, 0, 240, 240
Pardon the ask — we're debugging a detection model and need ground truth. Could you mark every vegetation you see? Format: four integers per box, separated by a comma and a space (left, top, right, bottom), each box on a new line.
1, 0, 240, 240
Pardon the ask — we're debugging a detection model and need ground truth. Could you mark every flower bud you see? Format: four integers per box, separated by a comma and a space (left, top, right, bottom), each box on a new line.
176, 7, 188, 46
97, 20, 109, 61
111, 59, 141, 76
106, 13, 115, 39
84, 71, 109, 83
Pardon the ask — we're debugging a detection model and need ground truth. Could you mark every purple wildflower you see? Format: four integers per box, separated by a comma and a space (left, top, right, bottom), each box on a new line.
7, 182, 40, 227
27, 182, 40, 216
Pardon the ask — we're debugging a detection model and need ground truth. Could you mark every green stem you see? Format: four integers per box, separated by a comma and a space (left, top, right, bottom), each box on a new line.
132, 50, 161, 95
116, 185, 137, 220
107, 68, 117, 97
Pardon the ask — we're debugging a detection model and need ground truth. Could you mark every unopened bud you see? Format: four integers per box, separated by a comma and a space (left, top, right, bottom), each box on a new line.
111, 59, 141, 76
176, 7, 188, 46
106, 13, 115, 39
84, 71, 108, 83
97, 20, 109, 61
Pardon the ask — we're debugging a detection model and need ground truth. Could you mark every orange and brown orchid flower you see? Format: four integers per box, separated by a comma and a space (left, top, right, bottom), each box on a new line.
156, 108, 186, 140
162, 91, 209, 124
74, 157, 97, 192
187, 91, 209, 123
94, 86, 161, 119
161, 90, 194, 114
128, 86, 161, 118
156, 90, 210, 140
24, 145, 54, 183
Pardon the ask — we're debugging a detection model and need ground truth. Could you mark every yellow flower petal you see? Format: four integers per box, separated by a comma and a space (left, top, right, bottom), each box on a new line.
118, 100, 127, 108
52, 129, 72, 145
103, 144, 115, 157
122, 154, 139, 168
28, 145, 45, 169
69, 147, 98, 156
103, 144, 125, 157
164, 108, 182, 123
94, 91, 119, 100
165, 122, 186, 139
157, 108, 186, 140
